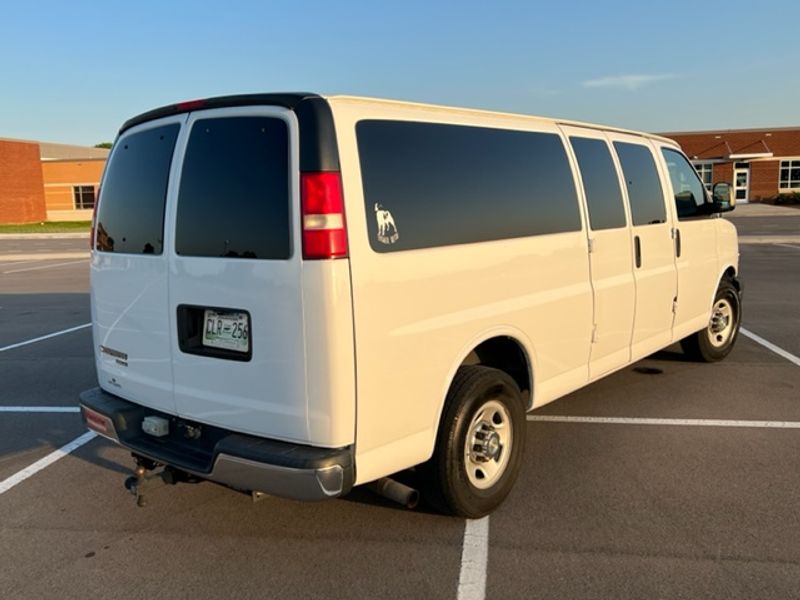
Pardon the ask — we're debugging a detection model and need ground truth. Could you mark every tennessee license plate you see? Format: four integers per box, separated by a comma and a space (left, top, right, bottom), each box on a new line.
202, 310, 249, 353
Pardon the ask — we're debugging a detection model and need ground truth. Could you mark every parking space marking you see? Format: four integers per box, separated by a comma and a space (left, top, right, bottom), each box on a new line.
775, 243, 800, 250
2, 259, 88, 274
527, 415, 800, 428
740, 327, 800, 367
0, 406, 81, 413
0, 431, 96, 496
457, 517, 489, 600
0, 323, 91, 353
0, 259, 40, 268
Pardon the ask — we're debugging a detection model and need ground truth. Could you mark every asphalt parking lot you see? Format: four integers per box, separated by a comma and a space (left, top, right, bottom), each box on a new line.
1, 208, 799, 600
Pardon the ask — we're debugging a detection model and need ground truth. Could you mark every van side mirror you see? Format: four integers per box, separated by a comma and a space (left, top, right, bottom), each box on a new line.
711, 182, 735, 213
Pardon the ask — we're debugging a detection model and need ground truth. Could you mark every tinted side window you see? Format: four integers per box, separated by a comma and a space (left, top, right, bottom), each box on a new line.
357, 121, 580, 252
176, 117, 290, 259
661, 148, 708, 219
95, 124, 179, 254
570, 137, 626, 230
613, 142, 666, 226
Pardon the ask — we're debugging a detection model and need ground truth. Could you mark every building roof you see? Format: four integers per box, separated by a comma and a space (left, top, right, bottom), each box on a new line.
659, 127, 800, 160
38, 140, 109, 161
0, 137, 109, 161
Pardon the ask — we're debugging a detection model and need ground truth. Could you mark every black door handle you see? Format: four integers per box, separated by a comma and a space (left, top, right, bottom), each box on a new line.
634, 235, 641, 268
675, 228, 682, 258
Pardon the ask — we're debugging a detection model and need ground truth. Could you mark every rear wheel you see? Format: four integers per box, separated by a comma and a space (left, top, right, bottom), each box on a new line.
680, 278, 741, 362
423, 365, 525, 518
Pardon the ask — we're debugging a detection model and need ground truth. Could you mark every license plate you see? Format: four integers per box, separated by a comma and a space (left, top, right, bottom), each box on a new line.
202, 310, 249, 353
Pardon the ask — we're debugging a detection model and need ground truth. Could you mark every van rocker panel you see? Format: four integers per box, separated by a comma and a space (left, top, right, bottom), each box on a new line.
79, 387, 354, 501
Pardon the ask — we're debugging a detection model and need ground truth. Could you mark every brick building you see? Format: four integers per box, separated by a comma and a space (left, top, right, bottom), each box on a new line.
0, 138, 108, 224
0, 139, 47, 223
39, 141, 109, 221
661, 127, 800, 204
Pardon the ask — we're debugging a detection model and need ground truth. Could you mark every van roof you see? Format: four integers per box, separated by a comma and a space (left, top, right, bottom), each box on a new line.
120, 92, 677, 147
324, 95, 677, 145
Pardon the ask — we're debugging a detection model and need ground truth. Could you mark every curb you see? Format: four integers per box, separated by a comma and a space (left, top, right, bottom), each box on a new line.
0, 252, 90, 262
0, 233, 90, 240
739, 236, 800, 245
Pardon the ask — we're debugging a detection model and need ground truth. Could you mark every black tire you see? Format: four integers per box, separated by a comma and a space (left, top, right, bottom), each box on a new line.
423, 365, 525, 518
680, 278, 741, 362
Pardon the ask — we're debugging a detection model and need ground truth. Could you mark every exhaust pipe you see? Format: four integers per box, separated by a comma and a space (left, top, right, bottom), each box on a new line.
367, 477, 419, 509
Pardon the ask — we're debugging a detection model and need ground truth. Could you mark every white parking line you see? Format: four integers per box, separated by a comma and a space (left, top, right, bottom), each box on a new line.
457, 517, 489, 600
0, 259, 39, 268
0, 323, 91, 353
740, 327, 800, 367
527, 415, 800, 428
775, 243, 800, 250
0, 406, 81, 413
463, 325, 798, 600
2, 259, 88, 274
0, 431, 97, 496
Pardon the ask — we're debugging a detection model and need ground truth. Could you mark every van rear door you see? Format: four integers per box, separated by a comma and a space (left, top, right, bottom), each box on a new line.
167, 107, 311, 444
91, 115, 186, 414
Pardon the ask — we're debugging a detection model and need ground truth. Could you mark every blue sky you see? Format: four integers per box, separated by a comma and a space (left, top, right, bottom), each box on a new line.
1, 0, 797, 146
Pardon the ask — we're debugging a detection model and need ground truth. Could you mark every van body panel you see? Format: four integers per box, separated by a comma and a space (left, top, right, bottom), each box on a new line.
561, 125, 636, 379
653, 141, 722, 340
93, 103, 355, 449
169, 254, 310, 442
716, 220, 740, 279
329, 97, 593, 476
165, 106, 337, 446
92, 252, 175, 411
300, 260, 357, 447
607, 133, 678, 361
671, 215, 720, 336
92, 114, 188, 414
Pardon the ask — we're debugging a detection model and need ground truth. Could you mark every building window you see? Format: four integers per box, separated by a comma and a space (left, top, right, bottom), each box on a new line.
693, 162, 713, 191
779, 160, 800, 190
73, 185, 96, 209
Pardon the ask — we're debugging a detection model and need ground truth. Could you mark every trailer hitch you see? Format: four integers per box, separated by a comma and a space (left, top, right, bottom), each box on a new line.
124, 457, 197, 507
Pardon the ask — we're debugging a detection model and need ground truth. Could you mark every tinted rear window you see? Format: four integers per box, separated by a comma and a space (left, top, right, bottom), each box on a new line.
613, 142, 666, 226
357, 121, 580, 252
95, 124, 179, 254
175, 116, 290, 259
570, 137, 626, 230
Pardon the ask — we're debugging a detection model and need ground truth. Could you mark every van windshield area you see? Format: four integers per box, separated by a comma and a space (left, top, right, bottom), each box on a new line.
95, 124, 180, 254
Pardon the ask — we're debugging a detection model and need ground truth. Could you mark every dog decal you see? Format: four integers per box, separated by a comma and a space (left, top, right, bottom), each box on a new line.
374, 203, 399, 245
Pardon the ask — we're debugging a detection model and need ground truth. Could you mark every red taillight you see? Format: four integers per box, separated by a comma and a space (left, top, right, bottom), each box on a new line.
176, 99, 206, 111
301, 172, 348, 259
90, 186, 100, 249
82, 407, 110, 434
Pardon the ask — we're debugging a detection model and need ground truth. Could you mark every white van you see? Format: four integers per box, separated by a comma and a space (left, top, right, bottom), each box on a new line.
80, 93, 741, 517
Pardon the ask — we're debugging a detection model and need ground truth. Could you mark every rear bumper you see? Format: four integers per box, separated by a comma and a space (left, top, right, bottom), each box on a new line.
79, 387, 354, 501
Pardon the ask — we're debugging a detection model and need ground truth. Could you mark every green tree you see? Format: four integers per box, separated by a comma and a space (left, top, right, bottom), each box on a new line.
94, 142, 113, 149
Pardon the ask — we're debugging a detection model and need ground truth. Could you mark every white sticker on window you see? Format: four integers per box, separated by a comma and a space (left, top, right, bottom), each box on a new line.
374, 203, 399, 245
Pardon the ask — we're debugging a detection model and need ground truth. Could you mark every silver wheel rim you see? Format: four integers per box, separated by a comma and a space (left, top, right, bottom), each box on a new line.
464, 399, 512, 489
708, 297, 735, 348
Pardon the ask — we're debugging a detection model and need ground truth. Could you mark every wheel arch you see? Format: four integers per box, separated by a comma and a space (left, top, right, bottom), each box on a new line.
710, 263, 741, 308
431, 328, 537, 442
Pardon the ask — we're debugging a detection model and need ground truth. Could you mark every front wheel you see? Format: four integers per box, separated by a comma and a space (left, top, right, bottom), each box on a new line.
423, 365, 526, 518
680, 278, 741, 362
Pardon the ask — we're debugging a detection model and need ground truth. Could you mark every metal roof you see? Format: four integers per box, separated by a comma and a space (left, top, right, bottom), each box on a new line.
0, 137, 109, 161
